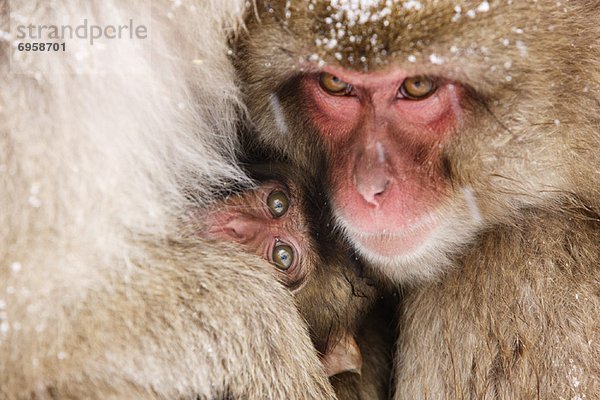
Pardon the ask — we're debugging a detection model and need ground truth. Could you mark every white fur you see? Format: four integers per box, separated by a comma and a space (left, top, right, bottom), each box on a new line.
0, 2, 337, 398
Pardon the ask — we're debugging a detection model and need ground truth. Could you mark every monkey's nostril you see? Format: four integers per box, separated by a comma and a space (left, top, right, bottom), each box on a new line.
219, 217, 260, 244
354, 172, 390, 207
223, 226, 243, 240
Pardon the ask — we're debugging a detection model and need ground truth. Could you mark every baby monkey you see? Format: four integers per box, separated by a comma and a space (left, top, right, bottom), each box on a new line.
196, 164, 394, 397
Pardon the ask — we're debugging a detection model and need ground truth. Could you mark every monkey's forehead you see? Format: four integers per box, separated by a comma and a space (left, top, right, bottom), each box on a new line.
247, 0, 569, 72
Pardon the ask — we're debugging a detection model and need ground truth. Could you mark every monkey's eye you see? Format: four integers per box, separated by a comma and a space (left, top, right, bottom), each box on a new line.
272, 243, 295, 271
319, 72, 352, 96
267, 190, 289, 218
399, 76, 436, 100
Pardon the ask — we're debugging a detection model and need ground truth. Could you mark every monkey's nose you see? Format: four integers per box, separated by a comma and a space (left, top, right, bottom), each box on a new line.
353, 165, 391, 208
352, 142, 391, 206
220, 216, 261, 244
354, 171, 390, 207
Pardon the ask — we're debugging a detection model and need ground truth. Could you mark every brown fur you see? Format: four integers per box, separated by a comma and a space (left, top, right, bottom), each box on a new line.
332, 296, 398, 400
294, 229, 396, 400
0, 1, 337, 398
294, 224, 397, 400
218, 163, 396, 399
395, 210, 599, 398
199, 163, 381, 361
234, 1, 600, 398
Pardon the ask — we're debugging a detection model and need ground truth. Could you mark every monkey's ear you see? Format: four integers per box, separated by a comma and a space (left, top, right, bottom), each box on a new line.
320, 333, 362, 377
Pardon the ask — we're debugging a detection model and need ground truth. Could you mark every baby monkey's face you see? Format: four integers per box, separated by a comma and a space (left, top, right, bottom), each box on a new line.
203, 179, 314, 289
199, 172, 378, 377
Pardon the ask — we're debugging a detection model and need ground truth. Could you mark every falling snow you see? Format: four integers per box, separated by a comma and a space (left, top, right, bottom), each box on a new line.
403, 1, 422, 11
515, 40, 529, 58
306, 0, 529, 72
429, 53, 445, 65
477, 1, 490, 13
452, 5, 462, 22
10, 262, 22, 273
566, 359, 587, 399
326, 0, 397, 26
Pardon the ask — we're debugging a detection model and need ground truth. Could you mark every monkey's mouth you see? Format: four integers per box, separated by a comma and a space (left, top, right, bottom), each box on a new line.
340, 215, 439, 258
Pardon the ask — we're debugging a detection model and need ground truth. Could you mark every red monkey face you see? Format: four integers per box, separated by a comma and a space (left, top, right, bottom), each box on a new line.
303, 68, 463, 256
288, 65, 483, 282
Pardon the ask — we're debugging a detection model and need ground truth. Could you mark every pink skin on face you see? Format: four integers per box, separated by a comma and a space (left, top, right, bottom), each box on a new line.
202, 180, 308, 283
303, 67, 464, 256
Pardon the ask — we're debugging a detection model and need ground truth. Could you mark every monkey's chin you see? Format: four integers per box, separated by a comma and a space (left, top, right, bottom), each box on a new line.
338, 211, 439, 256
351, 221, 438, 258
339, 214, 463, 283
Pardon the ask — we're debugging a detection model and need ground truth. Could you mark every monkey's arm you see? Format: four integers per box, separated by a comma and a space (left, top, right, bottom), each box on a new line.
0, 0, 336, 396
331, 308, 395, 400
0, 241, 337, 399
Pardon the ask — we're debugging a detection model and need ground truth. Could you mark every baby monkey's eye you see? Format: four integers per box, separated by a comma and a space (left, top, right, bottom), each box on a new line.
399, 76, 437, 100
267, 190, 289, 218
272, 243, 295, 271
